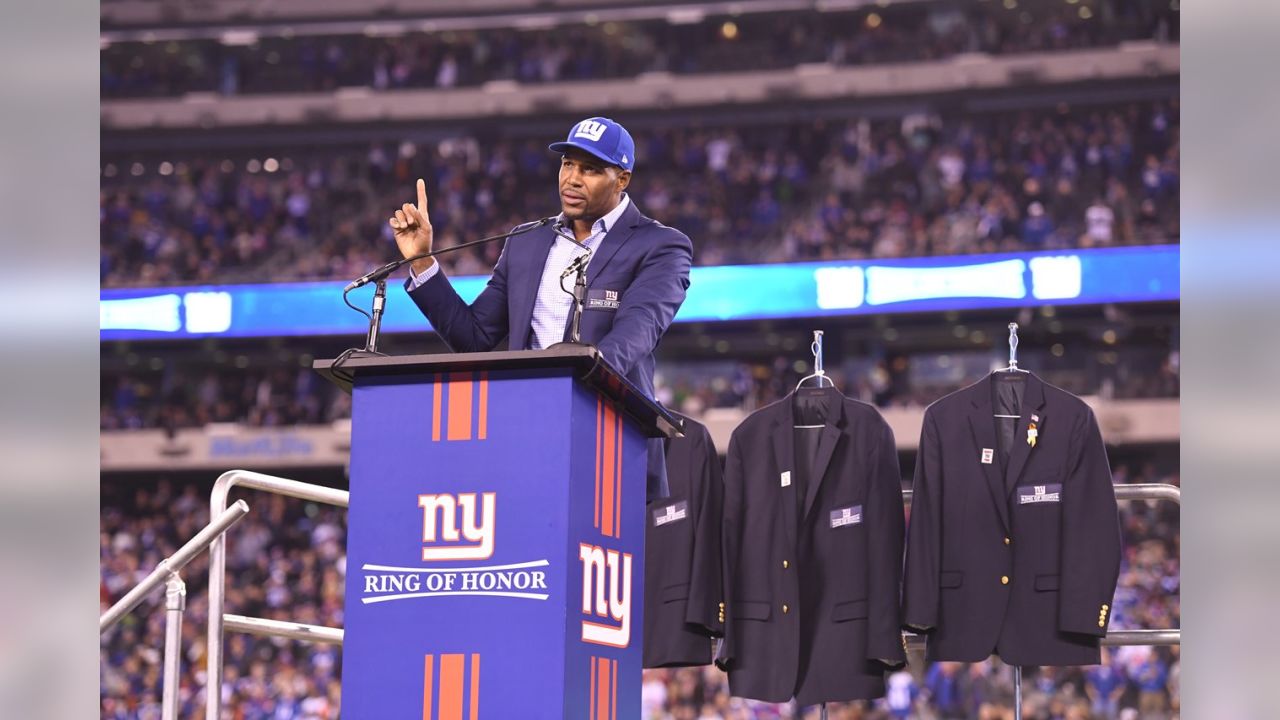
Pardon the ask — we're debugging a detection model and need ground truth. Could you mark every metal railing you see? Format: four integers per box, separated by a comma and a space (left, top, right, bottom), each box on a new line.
204, 474, 1180, 718
100, 499, 250, 720
207, 471, 349, 720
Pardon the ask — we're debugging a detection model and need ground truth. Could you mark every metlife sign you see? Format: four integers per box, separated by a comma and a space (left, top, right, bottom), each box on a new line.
100, 245, 1177, 340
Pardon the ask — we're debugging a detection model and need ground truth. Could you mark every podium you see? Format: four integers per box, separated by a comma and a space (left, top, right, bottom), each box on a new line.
315, 346, 680, 719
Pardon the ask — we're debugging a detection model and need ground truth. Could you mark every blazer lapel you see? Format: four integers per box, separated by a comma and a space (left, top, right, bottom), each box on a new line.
1003, 373, 1047, 497
557, 202, 646, 342
772, 404, 799, 552
513, 228, 555, 349
802, 390, 845, 521
584, 201, 644, 287
967, 376, 1012, 533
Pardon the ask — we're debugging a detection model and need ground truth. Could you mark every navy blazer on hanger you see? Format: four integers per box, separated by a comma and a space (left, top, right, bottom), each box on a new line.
902, 372, 1123, 666
716, 388, 906, 705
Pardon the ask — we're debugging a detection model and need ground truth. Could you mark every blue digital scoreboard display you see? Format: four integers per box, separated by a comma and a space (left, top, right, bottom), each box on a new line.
100, 245, 1178, 340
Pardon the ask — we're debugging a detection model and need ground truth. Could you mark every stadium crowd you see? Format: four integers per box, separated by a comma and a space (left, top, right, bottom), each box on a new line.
100, 461, 1179, 719
100, 99, 1179, 288
101, 0, 1178, 99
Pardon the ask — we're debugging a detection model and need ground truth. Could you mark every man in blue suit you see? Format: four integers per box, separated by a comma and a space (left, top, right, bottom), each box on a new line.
388, 117, 693, 499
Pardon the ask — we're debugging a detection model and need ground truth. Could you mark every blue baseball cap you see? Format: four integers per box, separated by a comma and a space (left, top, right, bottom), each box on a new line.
548, 117, 635, 172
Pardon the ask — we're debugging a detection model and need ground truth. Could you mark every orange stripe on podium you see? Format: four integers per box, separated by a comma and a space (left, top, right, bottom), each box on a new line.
594, 397, 602, 530
600, 402, 616, 538
477, 373, 488, 440
589, 656, 616, 720
596, 657, 610, 720
469, 654, 480, 720
423, 653, 480, 719
438, 654, 464, 720
613, 414, 622, 540
446, 374, 474, 441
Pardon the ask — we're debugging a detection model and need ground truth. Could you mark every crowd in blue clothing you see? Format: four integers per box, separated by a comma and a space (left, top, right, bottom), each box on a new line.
100, 99, 1178, 288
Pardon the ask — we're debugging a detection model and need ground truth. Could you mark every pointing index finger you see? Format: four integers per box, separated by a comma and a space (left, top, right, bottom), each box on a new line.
416, 178, 428, 215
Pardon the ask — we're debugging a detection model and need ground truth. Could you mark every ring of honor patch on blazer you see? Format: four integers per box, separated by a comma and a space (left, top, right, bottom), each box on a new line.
586, 288, 622, 311
1017, 483, 1063, 504
829, 505, 863, 529
652, 500, 689, 527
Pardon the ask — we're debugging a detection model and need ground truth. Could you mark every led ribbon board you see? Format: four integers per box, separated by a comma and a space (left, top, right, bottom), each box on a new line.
100, 245, 1178, 340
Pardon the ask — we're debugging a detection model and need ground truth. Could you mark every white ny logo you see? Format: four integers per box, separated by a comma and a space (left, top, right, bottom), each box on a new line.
574, 120, 608, 141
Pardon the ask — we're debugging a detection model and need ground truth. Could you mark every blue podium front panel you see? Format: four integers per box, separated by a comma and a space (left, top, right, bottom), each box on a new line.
343, 369, 646, 719
563, 383, 647, 720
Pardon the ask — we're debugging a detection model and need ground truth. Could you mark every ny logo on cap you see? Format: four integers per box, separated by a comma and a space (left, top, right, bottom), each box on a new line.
574, 120, 609, 142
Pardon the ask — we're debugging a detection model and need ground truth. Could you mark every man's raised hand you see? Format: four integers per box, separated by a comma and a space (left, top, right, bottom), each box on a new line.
389, 178, 435, 274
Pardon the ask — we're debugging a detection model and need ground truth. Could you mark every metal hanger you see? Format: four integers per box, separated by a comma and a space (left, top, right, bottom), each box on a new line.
795, 330, 835, 428
994, 322, 1028, 419
795, 330, 836, 391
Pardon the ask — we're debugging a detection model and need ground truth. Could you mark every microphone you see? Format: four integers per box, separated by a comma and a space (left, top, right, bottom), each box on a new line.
345, 216, 556, 292
560, 251, 593, 280
551, 219, 593, 280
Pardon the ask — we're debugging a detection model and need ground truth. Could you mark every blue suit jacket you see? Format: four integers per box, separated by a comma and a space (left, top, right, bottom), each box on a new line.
405, 200, 693, 499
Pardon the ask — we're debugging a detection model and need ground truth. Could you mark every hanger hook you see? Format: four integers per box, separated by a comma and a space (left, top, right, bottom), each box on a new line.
812, 330, 824, 376
1008, 322, 1019, 371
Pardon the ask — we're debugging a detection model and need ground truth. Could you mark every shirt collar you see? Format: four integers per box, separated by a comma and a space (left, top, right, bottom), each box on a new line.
555, 193, 631, 238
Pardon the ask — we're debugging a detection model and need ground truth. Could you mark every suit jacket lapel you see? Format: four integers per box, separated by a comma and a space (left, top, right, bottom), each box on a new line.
802, 390, 845, 521
513, 228, 555, 349
772, 405, 799, 552
967, 376, 1012, 533
584, 201, 643, 288
557, 203, 646, 341
1003, 373, 1047, 497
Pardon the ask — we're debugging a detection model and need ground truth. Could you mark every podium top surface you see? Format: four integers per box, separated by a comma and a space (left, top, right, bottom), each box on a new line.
313, 345, 682, 439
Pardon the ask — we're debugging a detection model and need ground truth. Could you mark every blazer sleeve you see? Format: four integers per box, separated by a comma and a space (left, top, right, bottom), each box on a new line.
1058, 408, 1122, 636
902, 408, 943, 633
596, 229, 692, 376
713, 432, 743, 670
866, 419, 907, 668
403, 239, 512, 352
684, 424, 724, 637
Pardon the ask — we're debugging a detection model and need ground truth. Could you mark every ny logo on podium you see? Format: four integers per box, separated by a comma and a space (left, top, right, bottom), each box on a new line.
578, 543, 633, 648
418, 492, 496, 561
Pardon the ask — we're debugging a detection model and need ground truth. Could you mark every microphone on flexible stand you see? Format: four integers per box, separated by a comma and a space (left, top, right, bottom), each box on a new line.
346, 216, 556, 293
549, 220, 594, 347
335, 216, 557, 368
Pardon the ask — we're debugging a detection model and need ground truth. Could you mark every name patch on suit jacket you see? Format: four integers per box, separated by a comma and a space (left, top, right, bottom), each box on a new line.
652, 501, 689, 527
1017, 484, 1063, 504
829, 505, 863, 528
586, 288, 622, 311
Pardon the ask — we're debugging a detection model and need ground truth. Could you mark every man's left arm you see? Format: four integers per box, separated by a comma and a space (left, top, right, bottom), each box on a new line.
596, 229, 692, 375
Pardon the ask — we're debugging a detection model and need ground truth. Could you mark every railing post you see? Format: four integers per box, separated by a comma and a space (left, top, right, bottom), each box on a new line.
207, 471, 235, 720
162, 573, 187, 720
206, 470, 350, 720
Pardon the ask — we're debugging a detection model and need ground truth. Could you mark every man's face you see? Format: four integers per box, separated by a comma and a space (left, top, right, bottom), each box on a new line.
558, 149, 630, 222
